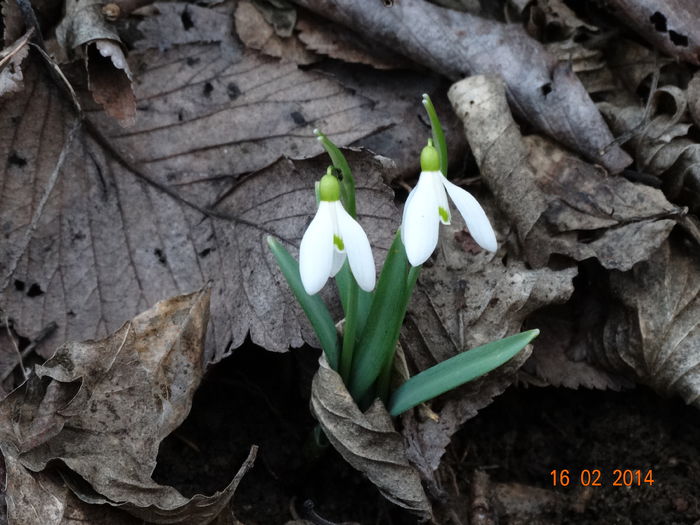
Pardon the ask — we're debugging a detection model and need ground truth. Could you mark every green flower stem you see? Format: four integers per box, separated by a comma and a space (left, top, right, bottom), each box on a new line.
422, 94, 448, 176
376, 264, 422, 403
339, 273, 358, 381
267, 237, 340, 370
315, 129, 356, 218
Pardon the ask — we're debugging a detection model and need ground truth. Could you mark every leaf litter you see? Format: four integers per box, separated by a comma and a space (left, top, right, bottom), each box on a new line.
3, 0, 700, 520
1, 289, 257, 524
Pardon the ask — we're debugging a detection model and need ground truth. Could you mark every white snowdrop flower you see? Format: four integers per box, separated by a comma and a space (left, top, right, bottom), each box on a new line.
299, 172, 376, 295
401, 141, 497, 267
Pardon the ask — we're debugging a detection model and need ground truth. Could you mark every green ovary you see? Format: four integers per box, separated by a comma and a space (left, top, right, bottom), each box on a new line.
438, 206, 450, 223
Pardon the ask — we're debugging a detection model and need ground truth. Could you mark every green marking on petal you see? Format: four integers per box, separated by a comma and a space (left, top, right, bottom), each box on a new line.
333, 234, 345, 251
438, 206, 450, 223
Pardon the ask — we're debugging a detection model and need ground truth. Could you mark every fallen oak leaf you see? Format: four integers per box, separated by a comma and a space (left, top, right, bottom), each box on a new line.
290, 0, 631, 173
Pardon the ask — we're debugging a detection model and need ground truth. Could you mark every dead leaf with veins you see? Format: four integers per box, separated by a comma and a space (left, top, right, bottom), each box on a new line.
290, 0, 631, 172
0, 0, 399, 363
310, 355, 432, 519
0, 289, 257, 524
601, 0, 700, 65
600, 241, 700, 407
0, 29, 32, 98
449, 75, 680, 271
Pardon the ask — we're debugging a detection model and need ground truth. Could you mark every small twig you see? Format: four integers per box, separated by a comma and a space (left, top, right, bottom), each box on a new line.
600, 52, 660, 156
302, 500, 340, 525
0, 321, 57, 383
2, 313, 26, 380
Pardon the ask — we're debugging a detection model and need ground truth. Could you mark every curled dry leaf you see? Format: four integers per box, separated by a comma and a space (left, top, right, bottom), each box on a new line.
448, 75, 680, 271
600, 241, 700, 407
602, 0, 700, 65
55, 0, 135, 123
0, 3, 398, 362
295, 12, 409, 70
310, 355, 432, 519
290, 0, 631, 172
234, 0, 317, 65
0, 29, 31, 98
599, 89, 700, 212
400, 200, 576, 485
0, 289, 258, 523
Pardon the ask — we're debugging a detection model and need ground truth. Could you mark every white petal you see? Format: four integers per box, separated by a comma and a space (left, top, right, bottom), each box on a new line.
299, 201, 335, 295
441, 178, 498, 252
335, 202, 376, 291
330, 248, 346, 277
401, 171, 440, 266
429, 171, 451, 225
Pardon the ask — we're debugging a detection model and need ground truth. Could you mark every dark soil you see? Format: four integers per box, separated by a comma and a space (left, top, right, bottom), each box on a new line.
154, 343, 700, 524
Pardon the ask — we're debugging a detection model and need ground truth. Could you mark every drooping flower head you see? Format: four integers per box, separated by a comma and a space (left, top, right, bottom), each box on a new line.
299, 170, 376, 295
401, 141, 497, 267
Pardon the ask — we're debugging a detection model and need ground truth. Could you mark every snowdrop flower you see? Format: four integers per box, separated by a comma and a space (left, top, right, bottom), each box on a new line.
401, 141, 497, 267
299, 172, 376, 295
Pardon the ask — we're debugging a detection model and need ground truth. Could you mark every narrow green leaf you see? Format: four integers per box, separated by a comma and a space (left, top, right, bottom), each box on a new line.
349, 232, 408, 401
422, 94, 448, 176
388, 330, 540, 416
267, 237, 340, 370
315, 129, 356, 217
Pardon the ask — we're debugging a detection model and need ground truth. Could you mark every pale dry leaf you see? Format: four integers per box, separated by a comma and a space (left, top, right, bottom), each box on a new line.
0, 30, 31, 98
290, 0, 631, 173
600, 241, 700, 407
688, 71, 700, 127
0, 13, 397, 361
599, 90, 700, 212
296, 11, 409, 70
55, 0, 135, 122
602, 0, 700, 65
449, 75, 680, 271
310, 355, 432, 519
1, 290, 258, 523
234, 0, 317, 65
251, 0, 297, 38
399, 199, 575, 484
522, 305, 631, 391
317, 60, 467, 180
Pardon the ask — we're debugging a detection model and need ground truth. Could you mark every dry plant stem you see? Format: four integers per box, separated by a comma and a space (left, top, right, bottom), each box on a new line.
2, 313, 26, 380
0, 322, 57, 382
0, 119, 81, 292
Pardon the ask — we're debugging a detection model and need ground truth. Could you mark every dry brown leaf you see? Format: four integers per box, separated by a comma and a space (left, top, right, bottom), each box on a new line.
290, 0, 631, 173
310, 355, 432, 519
599, 241, 700, 407
235, 0, 317, 65
449, 75, 680, 271
399, 199, 575, 485
0, 290, 257, 523
0, 30, 31, 98
55, 0, 135, 123
602, 0, 700, 65
599, 89, 700, 212
0, 12, 398, 362
688, 71, 700, 127
295, 12, 409, 70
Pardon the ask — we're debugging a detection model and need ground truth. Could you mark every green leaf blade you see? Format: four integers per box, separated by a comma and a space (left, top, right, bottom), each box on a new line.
388, 330, 539, 416
267, 237, 340, 370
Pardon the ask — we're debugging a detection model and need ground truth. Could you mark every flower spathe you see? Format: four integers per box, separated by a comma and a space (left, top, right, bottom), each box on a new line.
299, 173, 376, 295
401, 143, 497, 267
